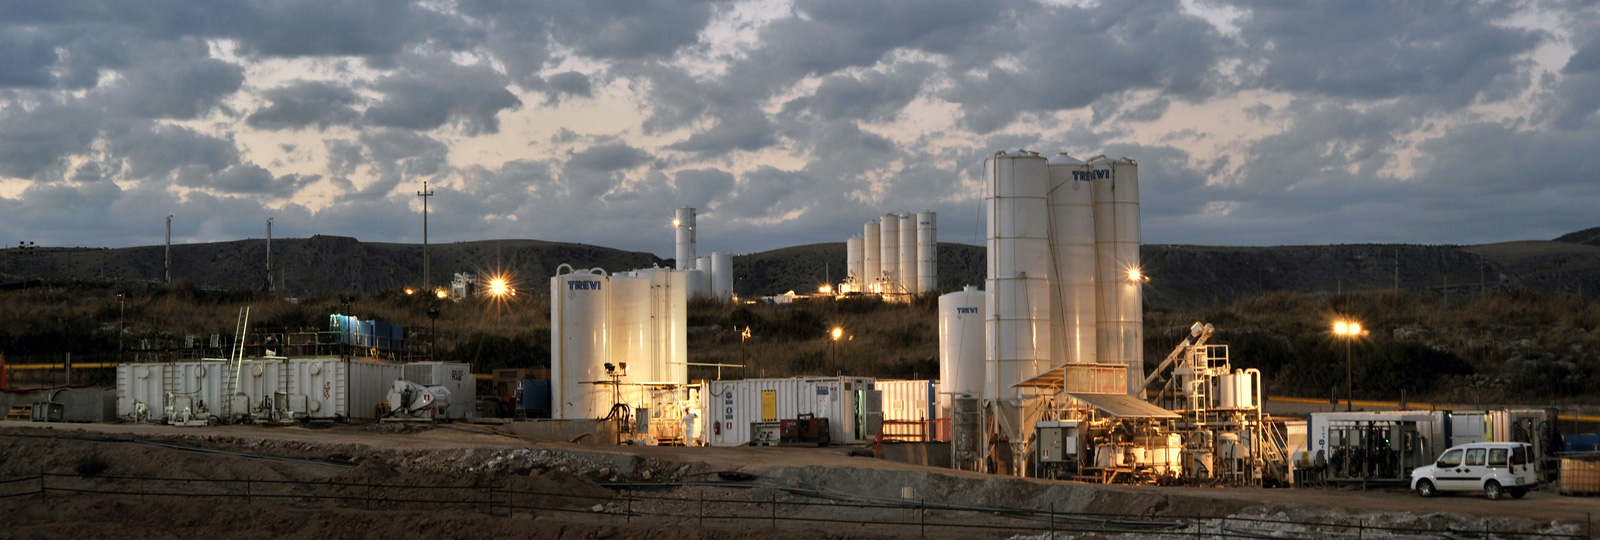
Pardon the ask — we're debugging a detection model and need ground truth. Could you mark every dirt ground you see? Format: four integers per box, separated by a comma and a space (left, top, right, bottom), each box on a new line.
0, 420, 1594, 540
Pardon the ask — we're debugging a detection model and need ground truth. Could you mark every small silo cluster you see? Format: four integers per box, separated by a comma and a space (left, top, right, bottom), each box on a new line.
840, 211, 937, 295
549, 265, 688, 420
936, 150, 1143, 472
674, 207, 734, 302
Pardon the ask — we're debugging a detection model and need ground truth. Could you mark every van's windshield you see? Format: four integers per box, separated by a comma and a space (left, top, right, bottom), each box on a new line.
1438, 449, 1463, 468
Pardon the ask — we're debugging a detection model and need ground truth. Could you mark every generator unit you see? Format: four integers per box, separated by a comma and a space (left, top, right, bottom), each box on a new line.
780, 414, 832, 446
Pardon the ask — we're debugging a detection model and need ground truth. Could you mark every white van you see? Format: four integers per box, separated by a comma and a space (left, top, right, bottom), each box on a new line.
1410, 442, 1537, 499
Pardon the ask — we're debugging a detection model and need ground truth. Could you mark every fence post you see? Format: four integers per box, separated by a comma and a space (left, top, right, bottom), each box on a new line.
1049, 501, 1055, 539
625, 491, 632, 524
245, 477, 251, 505
365, 479, 371, 510
770, 491, 777, 530
38, 467, 45, 501
921, 498, 927, 538
698, 490, 704, 527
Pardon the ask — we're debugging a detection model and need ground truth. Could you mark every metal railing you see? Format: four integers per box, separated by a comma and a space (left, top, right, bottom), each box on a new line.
0, 472, 1588, 539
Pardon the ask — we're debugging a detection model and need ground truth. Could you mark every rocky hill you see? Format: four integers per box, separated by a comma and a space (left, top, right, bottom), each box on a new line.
3, 229, 1599, 305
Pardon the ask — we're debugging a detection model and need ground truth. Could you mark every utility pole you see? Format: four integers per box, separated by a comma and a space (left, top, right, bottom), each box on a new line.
1393, 249, 1399, 292
265, 218, 273, 292
417, 181, 435, 289
165, 215, 172, 285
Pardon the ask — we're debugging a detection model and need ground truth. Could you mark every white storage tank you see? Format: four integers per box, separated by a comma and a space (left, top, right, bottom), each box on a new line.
1047, 153, 1097, 366
862, 220, 881, 293
879, 213, 899, 292
552, 265, 612, 419
899, 212, 917, 294
984, 151, 1052, 405
674, 207, 696, 270
917, 211, 937, 293
696, 256, 713, 298
711, 252, 734, 302
938, 286, 985, 417
1091, 157, 1143, 395
846, 235, 864, 288
683, 268, 707, 300
610, 273, 654, 381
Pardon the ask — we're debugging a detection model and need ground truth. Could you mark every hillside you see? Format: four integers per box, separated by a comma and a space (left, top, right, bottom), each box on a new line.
1555, 226, 1600, 246
3, 229, 1600, 306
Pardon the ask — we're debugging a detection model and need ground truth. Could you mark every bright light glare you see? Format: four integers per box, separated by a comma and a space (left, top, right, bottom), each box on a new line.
1127, 267, 1143, 282
819, 284, 833, 294
489, 278, 509, 297
404, 288, 414, 295
435, 289, 449, 299
831, 327, 843, 340
672, 218, 681, 228
1333, 321, 1362, 336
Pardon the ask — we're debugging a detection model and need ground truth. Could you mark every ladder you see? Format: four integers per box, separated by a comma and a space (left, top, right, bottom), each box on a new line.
223, 307, 250, 419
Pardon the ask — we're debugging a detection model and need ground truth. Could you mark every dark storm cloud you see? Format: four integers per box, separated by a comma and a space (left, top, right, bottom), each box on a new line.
566, 142, 651, 173
235, 0, 470, 62
246, 81, 361, 130
103, 39, 245, 120
1551, 32, 1600, 130
672, 168, 735, 208
107, 122, 240, 181
461, 0, 724, 60
665, 109, 779, 156
363, 58, 522, 135
944, 0, 1221, 133
780, 63, 934, 122
0, 28, 58, 87
175, 163, 318, 196
542, 71, 594, 102
1224, 0, 1542, 108
0, 102, 102, 180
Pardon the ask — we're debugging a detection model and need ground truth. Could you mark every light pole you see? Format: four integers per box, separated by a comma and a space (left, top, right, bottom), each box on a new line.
1333, 320, 1365, 412
417, 181, 435, 289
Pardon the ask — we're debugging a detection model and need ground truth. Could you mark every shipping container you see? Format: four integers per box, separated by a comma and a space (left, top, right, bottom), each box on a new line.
285, 357, 402, 420
117, 359, 290, 422
702, 377, 878, 446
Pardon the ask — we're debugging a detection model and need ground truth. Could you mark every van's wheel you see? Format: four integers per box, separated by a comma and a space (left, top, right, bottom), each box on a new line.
1509, 488, 1527, 499
1484, 480, 1503, 500
1416, 479, 1436, 498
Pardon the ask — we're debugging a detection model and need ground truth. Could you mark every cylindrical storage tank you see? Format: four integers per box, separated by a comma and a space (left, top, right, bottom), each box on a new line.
610, 274, 652, 382
551, 266, 611, 419
917, 211, 937, 293
1238, 368, 1259, 409
675, 207, 696, 271
696, 256, 713, 298
1219, 373, 1238, 409
711, 252, 734, 302
1092, 157, 1143, 394
938, 286, 986, 417
862, 221, 881, 293
684, 268, 706, 300
1048, 153, 1097, 366
666, 269, 689, 383
879, 213, 899, 292
846, 235, 864, 287
899, 212, 917, 294
984, 151, 1052, 406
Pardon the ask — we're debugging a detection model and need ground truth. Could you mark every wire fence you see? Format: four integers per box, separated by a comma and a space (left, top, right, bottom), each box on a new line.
0, 472, 1589, 540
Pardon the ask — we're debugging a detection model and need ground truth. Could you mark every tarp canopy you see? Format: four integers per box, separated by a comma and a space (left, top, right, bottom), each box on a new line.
1064, 392, 1179, 419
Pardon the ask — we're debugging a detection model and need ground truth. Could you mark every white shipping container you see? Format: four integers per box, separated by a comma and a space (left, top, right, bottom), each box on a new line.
286, 357, 402, 420
118, 359, 290, 421
703, 377, 877, 446
877, 379, 935, 422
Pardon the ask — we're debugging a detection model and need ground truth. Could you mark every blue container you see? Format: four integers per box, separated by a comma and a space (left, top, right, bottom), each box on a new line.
515, 379, 551, 412
1564, 433, 1600, 453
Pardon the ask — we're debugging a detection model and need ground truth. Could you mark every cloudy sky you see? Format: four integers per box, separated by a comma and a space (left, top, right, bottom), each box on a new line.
2, 0, 1598, 258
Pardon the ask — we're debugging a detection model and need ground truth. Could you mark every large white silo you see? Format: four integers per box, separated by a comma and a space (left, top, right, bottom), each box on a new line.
711, 252, 734, 301
846, 235, 864, 288
1047, 153, 1097, 366
899, 213, 917, 294
635, 267, 688, 384
938, 286, 985, 417
917, 211, 937, 293
696, 256, 713, 298
862, 221, 881, 294
674, 207, 696, 271
609, 273, 653, 382
551, 266, 611, 419
879, 213, 899, 292
1091, 157, 1143, 395
684, 268, 707, 300
667, 269, 688, 383
983, 150, 1052, 409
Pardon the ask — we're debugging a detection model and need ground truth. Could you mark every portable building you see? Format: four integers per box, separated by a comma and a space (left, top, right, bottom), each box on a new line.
703, 377, 878, 446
